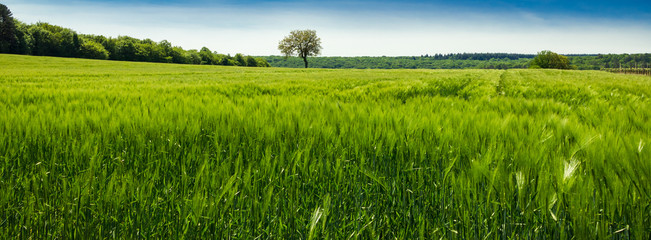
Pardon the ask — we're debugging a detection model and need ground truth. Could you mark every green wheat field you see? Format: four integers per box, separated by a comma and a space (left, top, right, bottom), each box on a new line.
1, 54, 649, 239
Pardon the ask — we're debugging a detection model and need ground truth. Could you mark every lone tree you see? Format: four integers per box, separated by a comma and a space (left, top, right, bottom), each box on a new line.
278, 29, 322, 68
529, 50, 572, 69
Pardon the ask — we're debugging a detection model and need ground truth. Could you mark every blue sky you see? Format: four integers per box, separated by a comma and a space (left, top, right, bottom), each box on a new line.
5, 0, 651, 56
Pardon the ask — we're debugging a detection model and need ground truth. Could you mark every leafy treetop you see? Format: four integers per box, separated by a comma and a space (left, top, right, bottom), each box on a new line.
278, 29, 322, 68
530, 50, 572, 69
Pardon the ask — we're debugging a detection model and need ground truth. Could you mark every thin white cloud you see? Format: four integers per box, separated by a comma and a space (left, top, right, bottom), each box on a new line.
4, 0, 651, 56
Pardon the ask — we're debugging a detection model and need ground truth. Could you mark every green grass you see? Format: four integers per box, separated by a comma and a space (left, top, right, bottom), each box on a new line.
1, 54, 649, 239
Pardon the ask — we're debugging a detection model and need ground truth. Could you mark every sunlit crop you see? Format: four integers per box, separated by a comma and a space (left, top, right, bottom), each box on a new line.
1, 54, 649, 239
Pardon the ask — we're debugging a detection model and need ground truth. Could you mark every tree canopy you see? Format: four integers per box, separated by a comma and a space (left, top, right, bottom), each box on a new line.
530, 50, 572, 69
0, 4, 269, 67
0, 3, 19, 53
278, 29, 322, 68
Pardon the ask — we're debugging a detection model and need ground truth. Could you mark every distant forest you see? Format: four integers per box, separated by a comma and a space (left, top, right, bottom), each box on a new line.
0, 4, 269, 67
263, 53, 651, 70
3, 4, 649, 70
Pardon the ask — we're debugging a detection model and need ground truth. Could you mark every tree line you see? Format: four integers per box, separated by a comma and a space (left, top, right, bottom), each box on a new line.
263, 53, 651, 70
567, 54, 651, 70
263, 56, 533, 69
421, 53, 536, 61
0, 4, 269, 67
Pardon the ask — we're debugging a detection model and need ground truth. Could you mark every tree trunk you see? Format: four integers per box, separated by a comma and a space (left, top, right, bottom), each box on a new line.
303, 57, 308, 68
